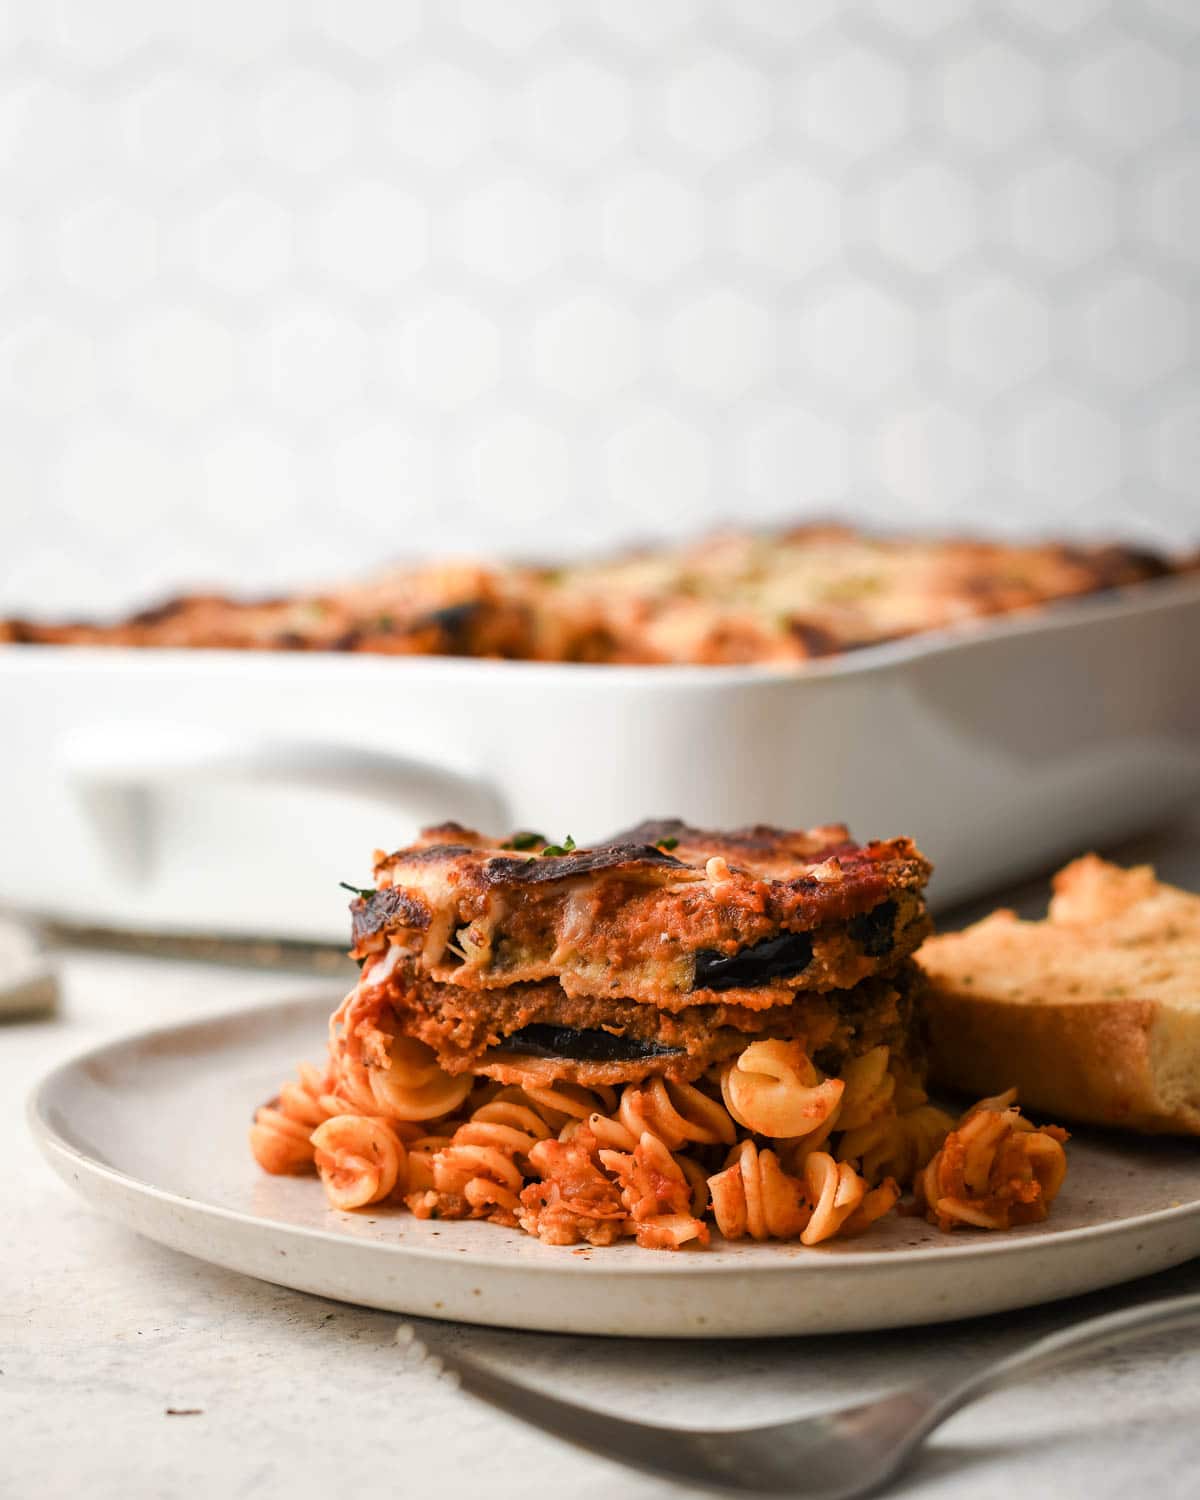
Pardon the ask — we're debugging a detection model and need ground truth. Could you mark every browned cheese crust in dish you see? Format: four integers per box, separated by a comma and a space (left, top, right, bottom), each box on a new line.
251, 821, 1071, 1250
5, 524, 1187, 666
919, 855, 1200, 1135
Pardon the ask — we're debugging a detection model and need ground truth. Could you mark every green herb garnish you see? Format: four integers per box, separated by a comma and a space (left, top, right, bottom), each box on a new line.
540, 835, 577, 857
655, 836, 679, 850
339, 881, 376, 900
500, 830, 546, 851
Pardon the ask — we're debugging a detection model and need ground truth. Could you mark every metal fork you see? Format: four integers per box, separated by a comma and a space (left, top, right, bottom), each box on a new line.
397, 1291, 1200, 1498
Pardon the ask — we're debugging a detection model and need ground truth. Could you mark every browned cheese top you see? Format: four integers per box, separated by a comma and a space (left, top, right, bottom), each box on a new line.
349, 820, 931, 1008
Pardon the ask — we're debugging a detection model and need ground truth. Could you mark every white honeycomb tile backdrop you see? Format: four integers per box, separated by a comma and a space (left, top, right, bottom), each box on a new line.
0, 0, 1197, 616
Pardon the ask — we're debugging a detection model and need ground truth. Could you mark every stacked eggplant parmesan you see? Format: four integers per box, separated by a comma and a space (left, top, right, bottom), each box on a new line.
252, 822, 1070, 1248
351, 820, 931, 1087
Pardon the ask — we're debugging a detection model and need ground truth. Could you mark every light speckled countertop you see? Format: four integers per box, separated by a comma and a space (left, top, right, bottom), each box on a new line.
6, 819, 1200, 1500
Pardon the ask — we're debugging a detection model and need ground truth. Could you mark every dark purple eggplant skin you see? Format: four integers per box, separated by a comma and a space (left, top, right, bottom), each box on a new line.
690, 899, 897, 989
494, 1025, 683, 1063
691, 930, 815, 992
848, 900, 897, 957
351, 887, 432, 943
482, 843, 683, 887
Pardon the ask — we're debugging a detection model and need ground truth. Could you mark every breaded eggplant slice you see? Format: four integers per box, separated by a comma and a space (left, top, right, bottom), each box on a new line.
351, 820, 931, 1007
354, 947, 923, 1088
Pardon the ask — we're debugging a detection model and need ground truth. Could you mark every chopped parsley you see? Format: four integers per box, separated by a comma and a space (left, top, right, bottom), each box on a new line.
500, 830, 546, 851
339, 881, 376, 900
655, 836, 679, 850
541, 835, 577, 857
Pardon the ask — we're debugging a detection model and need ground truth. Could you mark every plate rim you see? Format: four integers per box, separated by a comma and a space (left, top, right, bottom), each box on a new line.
28, 993, 1200, 1280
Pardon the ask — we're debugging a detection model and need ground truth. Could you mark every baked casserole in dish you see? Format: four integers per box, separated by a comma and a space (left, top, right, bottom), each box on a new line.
2, 523, 1197, 940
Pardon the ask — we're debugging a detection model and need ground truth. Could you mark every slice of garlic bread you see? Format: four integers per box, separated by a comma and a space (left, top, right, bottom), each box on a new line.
918, 855, 1200, 1135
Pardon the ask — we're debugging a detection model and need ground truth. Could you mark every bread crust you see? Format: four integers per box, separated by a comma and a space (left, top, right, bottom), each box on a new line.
919, 857, 1200, 1136
922, 987, 1200, 1134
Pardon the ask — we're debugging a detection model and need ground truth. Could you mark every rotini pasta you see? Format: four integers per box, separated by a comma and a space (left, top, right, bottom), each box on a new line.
720, 1040, 845, 1140
616, 1076, 736, 1151
708, 1140, 811, 1241
835, 1046, 896, 1132
915, 1089, 1070, 1231
408, 1089, 553, 1225
597, 1130, 710, 1248
310, 1114, 407, 1210
517, 1130, 629, 1247
253, 1011, 1069, 1248
838, 1103, 956, 1187
249, 1061, 335, 1175
801, 1151, 899, 1244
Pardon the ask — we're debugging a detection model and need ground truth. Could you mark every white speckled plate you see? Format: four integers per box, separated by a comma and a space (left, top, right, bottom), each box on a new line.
30, 994, 1200, 1338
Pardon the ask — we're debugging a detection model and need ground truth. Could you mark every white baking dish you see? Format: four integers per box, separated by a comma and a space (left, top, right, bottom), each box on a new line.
3, 574, 1198, 942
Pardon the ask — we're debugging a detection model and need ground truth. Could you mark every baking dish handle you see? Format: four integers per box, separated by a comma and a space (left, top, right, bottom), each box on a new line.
58, 723, 509, 880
